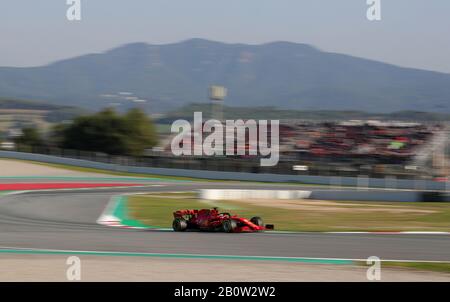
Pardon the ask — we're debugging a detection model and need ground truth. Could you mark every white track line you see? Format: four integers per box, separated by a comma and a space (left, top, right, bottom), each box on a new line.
1, 246, 450, 264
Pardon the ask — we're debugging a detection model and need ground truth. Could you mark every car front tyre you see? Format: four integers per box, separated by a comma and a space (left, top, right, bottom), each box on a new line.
172, 218, 188, 232
250, 216, 263, 227
222, 219, 237, 233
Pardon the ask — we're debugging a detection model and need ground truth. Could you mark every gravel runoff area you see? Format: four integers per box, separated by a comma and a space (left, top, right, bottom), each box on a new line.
0, 159, 112, 177
1, 255, 450, 282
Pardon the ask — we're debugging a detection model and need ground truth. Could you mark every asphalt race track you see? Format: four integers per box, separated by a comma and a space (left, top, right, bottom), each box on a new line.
1, 180, 450, 262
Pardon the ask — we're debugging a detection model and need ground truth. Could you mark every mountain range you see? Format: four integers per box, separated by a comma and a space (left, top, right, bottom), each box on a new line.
1, 38, 450, 113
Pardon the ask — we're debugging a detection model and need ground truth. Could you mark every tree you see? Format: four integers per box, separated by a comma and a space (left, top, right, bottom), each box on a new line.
48, 123, 68, 147
59, 108, 157, 155
123, 108, 157, 156
14, 127, 44, 148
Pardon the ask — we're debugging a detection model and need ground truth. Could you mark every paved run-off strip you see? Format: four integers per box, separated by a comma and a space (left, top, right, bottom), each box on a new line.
2, 247, 450, 265
0, 183, 154, 191
0, 247, 353, 264
0, 176, 187, 182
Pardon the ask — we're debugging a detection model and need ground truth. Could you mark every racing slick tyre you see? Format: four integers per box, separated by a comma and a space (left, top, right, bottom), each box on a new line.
172, 218, 188, 232
222, 219, 237, 233
250, 216, 263, 227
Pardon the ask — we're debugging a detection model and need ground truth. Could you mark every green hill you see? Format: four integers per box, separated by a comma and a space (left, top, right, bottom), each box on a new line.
1, 39, 450, 113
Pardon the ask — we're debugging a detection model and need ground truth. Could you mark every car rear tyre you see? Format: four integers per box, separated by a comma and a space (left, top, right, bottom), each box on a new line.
250, 216, 263, 227
173, 218, 188, 232
222, 219, 237, 233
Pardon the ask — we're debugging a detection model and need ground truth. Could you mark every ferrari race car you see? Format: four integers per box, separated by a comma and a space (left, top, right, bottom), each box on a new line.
172, 207, 274, 233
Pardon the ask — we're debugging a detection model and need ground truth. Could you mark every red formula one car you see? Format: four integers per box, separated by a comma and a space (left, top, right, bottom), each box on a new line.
172, 208, 274, 233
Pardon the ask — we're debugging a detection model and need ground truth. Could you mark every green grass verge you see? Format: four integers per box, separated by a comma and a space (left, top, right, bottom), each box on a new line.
381, 262, 450, 274
128, 193, 450, 232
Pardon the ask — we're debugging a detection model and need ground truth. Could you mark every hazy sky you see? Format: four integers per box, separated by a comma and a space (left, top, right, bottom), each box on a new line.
1, 0, 449, 73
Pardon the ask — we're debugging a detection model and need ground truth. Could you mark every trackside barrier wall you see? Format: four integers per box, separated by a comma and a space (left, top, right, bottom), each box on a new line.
310, 190, 422, 202
199, 189, 312, 200
0, 150, 448, 191
199, 189, 445, 202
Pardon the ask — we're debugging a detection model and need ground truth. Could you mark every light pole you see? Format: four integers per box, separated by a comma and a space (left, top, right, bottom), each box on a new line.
209, 85, 227, 122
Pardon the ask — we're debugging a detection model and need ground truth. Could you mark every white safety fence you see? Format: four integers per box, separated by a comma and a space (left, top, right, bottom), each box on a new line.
199, 189, 312, 201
